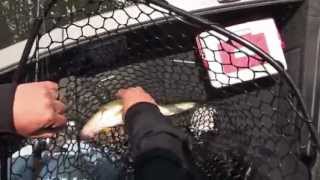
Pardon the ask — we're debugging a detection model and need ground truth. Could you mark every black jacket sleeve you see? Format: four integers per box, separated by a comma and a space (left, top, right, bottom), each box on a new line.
0, 83, 17, 134
125, 102, 195, 180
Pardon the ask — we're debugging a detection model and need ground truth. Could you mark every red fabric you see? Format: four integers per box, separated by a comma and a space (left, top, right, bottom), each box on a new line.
219, 33, 269, 74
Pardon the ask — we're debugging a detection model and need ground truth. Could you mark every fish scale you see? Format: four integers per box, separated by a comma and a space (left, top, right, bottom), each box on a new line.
80, 100, 197, 140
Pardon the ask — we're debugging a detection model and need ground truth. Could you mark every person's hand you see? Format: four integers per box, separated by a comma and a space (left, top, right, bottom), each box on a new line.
116, 87, 157, 115
13, 81, 67, 138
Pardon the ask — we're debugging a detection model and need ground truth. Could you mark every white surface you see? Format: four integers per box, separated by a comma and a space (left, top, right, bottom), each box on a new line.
197, 18, 287, 88
0, 40, 29, 70
11, 145, 33, 158
0, 3, 166, 72
0, 0, 269, 72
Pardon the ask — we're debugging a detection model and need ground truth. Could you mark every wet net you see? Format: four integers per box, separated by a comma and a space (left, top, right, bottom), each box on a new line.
1, 0, 318, 179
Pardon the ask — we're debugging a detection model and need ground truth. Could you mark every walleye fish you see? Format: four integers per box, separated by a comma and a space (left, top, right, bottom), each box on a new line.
80, 100, 196, 140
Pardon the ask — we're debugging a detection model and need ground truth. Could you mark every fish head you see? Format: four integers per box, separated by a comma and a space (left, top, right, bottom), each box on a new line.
80, 100, 124, 140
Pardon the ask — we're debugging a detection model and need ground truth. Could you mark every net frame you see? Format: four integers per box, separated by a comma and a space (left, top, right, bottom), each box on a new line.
0, 0, 317, 179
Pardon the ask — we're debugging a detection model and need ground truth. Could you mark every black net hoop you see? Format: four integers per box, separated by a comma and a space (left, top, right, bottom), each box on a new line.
2, 0, 318, 179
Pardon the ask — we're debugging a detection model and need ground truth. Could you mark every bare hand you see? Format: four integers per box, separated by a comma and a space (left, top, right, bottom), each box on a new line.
116, 87, 157, 115
13, 81, 67, 138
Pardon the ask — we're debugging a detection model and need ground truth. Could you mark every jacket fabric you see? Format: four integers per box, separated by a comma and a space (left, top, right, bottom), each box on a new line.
125, 102, 195, 180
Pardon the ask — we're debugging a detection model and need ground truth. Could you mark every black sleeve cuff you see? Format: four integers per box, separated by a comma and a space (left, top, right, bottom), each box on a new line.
124, 102, 192, 169
125, 102, 171, 138
0, 83, 17, 134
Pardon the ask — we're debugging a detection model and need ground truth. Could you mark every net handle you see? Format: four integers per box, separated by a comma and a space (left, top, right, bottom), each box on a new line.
12, 0, 57, 84
145, 0, 320, 150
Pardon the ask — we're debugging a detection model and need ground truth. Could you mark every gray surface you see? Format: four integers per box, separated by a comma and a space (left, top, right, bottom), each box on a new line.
303, 0, 320, 179
0, 0, 304, 75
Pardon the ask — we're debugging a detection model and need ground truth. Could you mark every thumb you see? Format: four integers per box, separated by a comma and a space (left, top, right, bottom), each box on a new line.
30, 127, 64, 138
116, 89, 125, 98
31, 132, 56, 139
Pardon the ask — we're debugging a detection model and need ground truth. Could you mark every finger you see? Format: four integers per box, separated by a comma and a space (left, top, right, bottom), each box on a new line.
116, 89, 126, 98
31, 132, 56, 139
51, 114, 67, 128
52, 100, 65, 114
42, 81, 58, 91
47, 89, 59, 99
134, 86, 143, 90
31, 129, 57, 138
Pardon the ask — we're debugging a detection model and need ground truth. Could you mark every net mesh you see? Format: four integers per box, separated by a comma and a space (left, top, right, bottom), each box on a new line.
2, 0, 316, 179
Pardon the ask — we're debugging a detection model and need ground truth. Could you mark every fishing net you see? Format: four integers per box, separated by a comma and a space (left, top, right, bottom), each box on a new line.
0, 0, 318, 179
